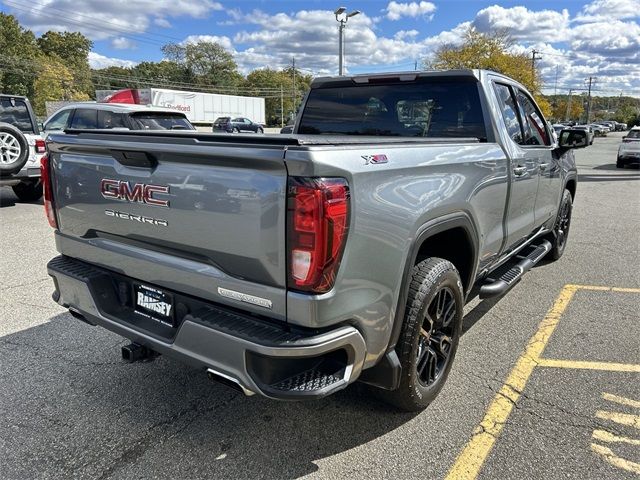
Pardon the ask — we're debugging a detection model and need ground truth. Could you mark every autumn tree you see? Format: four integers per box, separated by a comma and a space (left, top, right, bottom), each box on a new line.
551, 99, 584, 122
32, 56, 90, 115
427, 27, 551, 116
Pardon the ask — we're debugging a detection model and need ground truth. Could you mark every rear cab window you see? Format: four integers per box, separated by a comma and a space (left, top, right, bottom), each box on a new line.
298, 78, 487, 139
0, 97, 36, 133
98, 110, 128, 129
130, 113, 193, 130
70, 109, 98, 129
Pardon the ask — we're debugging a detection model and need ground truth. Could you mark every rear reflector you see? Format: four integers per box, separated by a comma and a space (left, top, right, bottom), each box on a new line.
35, 139, 46, 154
40, 154, 57, 228
287, 177, 350, 293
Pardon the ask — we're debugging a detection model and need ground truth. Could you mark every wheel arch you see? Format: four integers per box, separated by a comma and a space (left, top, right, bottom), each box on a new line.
388, 212, 479, 353
565, 176, 577, 200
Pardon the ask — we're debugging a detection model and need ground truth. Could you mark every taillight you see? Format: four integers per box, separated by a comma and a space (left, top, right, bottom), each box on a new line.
35, 139, 46, 154
287, 177, 350, 293
40, 154, 57, 228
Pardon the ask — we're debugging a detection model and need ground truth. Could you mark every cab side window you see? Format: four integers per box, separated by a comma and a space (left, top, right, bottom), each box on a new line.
45, 109, 71, 131
493, 83, 523, 144
515, 90, 550, 146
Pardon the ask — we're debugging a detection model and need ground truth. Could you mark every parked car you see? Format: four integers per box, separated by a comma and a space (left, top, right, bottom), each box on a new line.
280, 123, 294, 134
43, 103, 195, 137
617, 127, 640, 168
213, 117, 264, 134
573, 125, 594, 145
44, 69, 586, 411
589, 124, 608, 136
0, 94, 46, 201
552, 124, 567, 135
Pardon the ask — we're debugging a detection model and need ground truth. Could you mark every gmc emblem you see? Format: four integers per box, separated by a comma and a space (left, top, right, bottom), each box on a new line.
100, 179, 170, 207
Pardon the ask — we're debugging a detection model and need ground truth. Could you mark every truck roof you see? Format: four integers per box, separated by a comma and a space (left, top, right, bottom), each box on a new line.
53, 102, 189, 115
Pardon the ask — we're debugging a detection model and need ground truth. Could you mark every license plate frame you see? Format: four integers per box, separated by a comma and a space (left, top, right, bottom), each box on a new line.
134, 284, 175, 327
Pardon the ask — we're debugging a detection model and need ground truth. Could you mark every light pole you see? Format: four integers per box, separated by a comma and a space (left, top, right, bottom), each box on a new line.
334, 7, 360, 75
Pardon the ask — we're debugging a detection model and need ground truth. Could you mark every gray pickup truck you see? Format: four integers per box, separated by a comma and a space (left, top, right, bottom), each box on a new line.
44, 70, 587, 411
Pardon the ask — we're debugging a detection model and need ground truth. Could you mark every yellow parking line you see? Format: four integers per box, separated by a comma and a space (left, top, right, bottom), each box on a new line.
602, 392, 640, 409
537, 359, 640, 373
590, 443, 640, 475
596, 411, 640, 429
567, 284, 640, 294
445, 284, 578, 480
592, 429, 640, 446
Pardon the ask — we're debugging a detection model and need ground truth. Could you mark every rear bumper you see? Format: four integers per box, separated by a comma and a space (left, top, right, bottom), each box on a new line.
47, 255, 367, 400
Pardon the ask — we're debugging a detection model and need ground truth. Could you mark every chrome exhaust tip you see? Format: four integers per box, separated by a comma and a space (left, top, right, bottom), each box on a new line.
206, 368, 255, 396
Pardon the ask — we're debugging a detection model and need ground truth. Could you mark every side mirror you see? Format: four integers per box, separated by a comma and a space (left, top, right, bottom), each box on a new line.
622, 136, 627, 140
38, 122, 44, 131
558, 129, 588, 149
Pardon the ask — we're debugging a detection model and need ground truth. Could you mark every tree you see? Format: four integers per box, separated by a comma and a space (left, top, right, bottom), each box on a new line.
32, 57, 90, 115
37, 31, 94, 96
245, 67, 312, 126
162, 41, 242, 87
0, 13, 40, 96
551, 98, 584, 122
426, 27, 550, 116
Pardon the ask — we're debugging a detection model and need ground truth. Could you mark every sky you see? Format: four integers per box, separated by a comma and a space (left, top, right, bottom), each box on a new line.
1, 0, 639, 96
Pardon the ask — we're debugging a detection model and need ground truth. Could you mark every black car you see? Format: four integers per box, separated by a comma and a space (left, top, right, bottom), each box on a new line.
213, 117, 264, 134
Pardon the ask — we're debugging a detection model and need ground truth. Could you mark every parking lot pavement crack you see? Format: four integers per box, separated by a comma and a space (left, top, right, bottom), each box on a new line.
1, 277, 50, 292
92, 391, 239, 480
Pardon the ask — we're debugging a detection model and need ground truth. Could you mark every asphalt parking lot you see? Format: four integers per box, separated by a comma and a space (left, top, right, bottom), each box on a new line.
1, 132, 638, 479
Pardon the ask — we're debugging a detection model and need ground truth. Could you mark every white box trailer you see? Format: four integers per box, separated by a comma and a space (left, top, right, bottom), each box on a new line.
96, 88, 265, 126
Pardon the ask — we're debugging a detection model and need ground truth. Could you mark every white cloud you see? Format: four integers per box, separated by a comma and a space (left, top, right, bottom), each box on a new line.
386, 1, 436, 21
88, 52, 137, 69
111, 37, 136, 50
6, 0, 223, 41
577, 0, 640, 22
394, 29, 419, 40
473, 6, 570, 42
154, 17, 172, 28
182, 35, 234, 51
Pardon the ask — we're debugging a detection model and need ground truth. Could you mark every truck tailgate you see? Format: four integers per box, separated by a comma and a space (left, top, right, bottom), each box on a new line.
47, 132, 288, 320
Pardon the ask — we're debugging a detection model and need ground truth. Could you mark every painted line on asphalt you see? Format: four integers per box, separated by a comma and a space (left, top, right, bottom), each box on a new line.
602, 392, 640, 409
595, 411, 640, 430
592, 429, 640, 446
446, 283, 640, 480
590, 444, 640, 475
537, 359, 640, 373
445, 284, 578, 480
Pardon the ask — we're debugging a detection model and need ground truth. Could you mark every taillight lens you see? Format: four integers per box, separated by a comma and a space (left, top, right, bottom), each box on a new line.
40, 154, 57, 228
287, 177, 350, 293
35, 139, 46, 154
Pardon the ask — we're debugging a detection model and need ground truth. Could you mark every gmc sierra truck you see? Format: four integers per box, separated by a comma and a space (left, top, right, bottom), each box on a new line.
44, 70, 587, 411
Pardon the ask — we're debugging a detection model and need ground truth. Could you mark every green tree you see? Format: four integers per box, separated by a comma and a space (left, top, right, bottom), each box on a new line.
37, 31, 93, 95
133, 61, 193, 87
245, 67, 312, 126
162, 41, 242, 87
426, 27, 550, 116
0, 13, 39, 96
551, 98, 584, 122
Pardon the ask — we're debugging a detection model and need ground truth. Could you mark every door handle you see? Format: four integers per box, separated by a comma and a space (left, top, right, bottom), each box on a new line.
539, 163, 549, 172
513, 166, 528, 177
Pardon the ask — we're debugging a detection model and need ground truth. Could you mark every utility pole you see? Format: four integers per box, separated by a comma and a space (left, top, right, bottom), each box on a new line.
531, 50, 538, 78
565, 89, 574, 122
280, 85, 284, 128
414, 60, 418, 71
585, 76, 595, 124
292, 57, 296, 118
553, 65, 559, 97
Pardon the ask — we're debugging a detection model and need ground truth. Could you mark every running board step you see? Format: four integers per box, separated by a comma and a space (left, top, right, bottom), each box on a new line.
479, 239, 552, 299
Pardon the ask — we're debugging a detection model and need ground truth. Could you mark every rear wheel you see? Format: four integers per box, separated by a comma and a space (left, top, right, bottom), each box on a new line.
232, 127, 240, 133
547, 189, 572, 260
12, 179, 43, 202
257, 127, 264, 134
379, 258, 464, 411
616, 157, 625, 168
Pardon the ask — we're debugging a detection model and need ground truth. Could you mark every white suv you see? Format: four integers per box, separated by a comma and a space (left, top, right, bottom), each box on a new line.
0, 95, 46, 201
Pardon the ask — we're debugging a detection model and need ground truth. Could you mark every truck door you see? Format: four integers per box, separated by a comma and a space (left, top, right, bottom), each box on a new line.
492, 83, 539, 251
513, 89, 560, 227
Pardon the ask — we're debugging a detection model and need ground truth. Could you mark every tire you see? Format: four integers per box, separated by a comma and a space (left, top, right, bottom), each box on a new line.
232, 127, 240, 133
547, 189, 572, 261
378, 258, 464, 411
12, 179, 43, 202
616, 157, 625, 168
257, 127, 264, 134
0, 123, 29, 176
